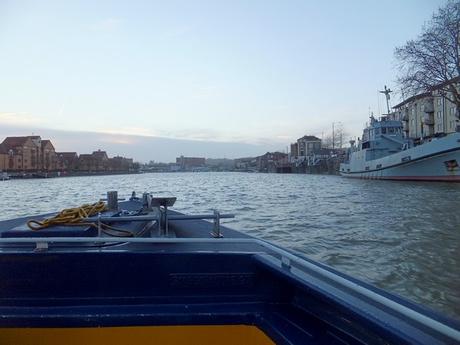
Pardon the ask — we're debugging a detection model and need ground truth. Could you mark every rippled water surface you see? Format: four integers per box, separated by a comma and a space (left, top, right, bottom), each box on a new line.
1, 172, 459, 320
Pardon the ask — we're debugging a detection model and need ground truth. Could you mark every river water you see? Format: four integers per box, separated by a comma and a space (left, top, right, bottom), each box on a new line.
0, 172, 459, 320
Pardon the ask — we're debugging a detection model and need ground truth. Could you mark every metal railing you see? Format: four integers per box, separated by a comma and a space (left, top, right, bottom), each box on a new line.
87, 211, 234, 238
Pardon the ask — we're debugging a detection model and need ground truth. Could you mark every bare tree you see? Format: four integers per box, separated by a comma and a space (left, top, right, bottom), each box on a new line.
333, 122, 346, 149
322, 134, 333, 149
323, 122, 348, 149
395, 0, 460, 108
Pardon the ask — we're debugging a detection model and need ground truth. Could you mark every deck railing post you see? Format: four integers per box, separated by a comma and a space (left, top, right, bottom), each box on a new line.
211, 210, 223, 238
164, 205, 169, 237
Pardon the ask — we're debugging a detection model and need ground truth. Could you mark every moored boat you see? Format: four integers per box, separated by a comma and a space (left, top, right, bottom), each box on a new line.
340, 115, 460, 181
0, 192, 459, 344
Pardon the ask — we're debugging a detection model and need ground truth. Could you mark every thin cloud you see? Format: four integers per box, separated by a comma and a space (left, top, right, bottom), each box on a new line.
158, 26, 191, 41
0, 112, 43, 126
91, 18, 122, 32
163, 129, 290, 146
98, 127, 159, 137
98, 136, 136, 145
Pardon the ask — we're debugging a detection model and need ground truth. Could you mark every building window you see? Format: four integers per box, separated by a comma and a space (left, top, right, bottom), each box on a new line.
437, 98, 442, 106
451, 107, 456, 116
437, 111, 442, 119
437, 124, 442, 131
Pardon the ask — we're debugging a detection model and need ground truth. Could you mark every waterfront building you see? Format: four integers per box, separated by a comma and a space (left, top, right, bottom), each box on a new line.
0, 135, 136, 174
0, 136, 38, 171
0, 145, 8, 171
393, 93, 434, 139
0, 136, 57, 171
205, 158, 235, 171
76, 154, 94, 172
290, 143, 298, 158
56, 152, 79, 171
169, 164, 181, 172
176, 156, 206, 171
432, 88, 459, 134
77, 150, 110, 172
234, 157, 258, 171
76, 152, 135, 173
109, 156, 134, 171
289, 135, 321, 160
257, 152, 288, 173
392, 78, 460, 139
297, 135, 321, 157
91, 150, 110, 171
41, 139, 57, 171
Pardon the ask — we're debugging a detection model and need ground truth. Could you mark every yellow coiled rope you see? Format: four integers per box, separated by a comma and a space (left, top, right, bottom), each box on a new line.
27, 201, 136, 237
27, 201, 107, 230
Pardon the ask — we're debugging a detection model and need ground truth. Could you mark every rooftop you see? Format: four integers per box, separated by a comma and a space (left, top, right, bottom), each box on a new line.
298, 135, 321, 141
393, 76, 460, 109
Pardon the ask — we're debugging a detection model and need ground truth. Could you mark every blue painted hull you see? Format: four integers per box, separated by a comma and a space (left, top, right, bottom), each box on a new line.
0, 200, 459, 344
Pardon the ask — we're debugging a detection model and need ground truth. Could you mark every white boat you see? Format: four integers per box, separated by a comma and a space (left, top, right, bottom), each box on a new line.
340, 115, 460, 181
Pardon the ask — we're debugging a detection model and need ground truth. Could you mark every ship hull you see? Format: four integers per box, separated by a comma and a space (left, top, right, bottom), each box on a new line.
340, 133, 460, 181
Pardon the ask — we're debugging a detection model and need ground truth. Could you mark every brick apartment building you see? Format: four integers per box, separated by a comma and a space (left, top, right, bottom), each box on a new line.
0, 136, 135, 173
0, 136, 57, 171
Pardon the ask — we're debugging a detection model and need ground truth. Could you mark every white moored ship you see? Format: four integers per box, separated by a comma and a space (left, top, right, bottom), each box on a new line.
340, 115, 460, 181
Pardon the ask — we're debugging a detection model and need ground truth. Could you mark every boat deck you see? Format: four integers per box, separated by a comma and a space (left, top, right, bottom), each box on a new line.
0, 198, 459, 344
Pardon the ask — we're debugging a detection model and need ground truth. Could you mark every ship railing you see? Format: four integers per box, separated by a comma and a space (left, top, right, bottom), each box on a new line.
87, 212, 234, 238
97, 192, 234, 237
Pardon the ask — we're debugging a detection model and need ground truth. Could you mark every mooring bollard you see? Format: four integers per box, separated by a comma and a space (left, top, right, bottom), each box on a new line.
107, 191, 119, 211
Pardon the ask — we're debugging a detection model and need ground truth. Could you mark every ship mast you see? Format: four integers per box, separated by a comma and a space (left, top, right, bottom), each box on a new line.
379, 85, 392, 115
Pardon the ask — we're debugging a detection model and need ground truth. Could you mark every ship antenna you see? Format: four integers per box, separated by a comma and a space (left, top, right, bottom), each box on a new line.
379, 85, 393, 114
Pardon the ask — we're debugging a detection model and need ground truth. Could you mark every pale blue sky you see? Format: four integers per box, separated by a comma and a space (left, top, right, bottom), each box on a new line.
0, 0, 445, 161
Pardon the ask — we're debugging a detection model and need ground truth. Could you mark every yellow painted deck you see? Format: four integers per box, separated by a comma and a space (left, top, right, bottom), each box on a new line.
0, 325, 275, 345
